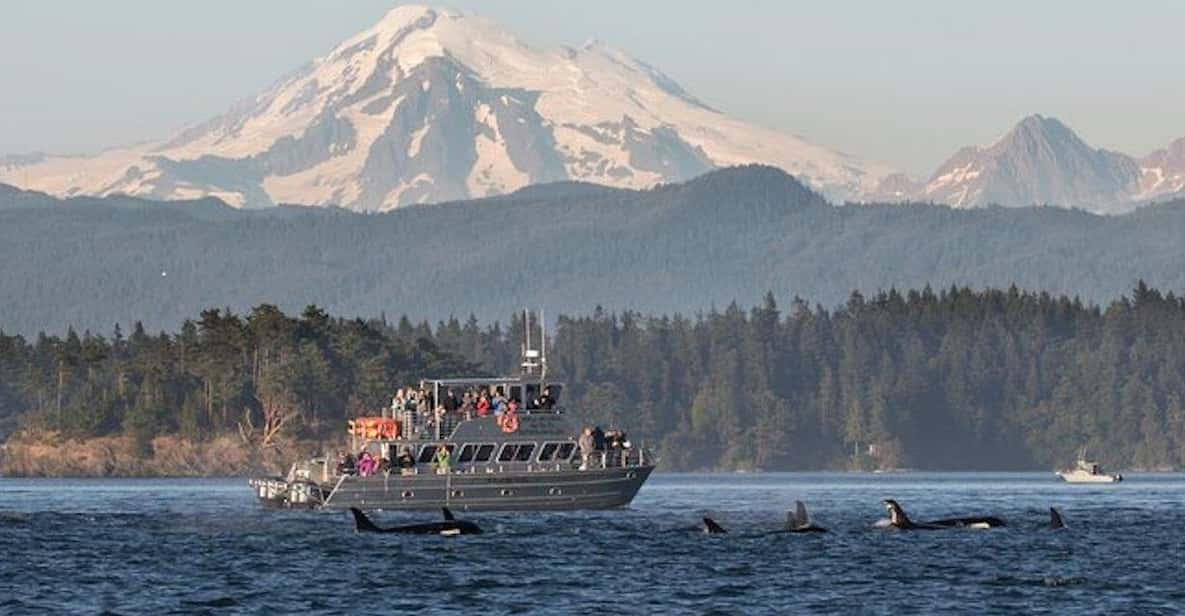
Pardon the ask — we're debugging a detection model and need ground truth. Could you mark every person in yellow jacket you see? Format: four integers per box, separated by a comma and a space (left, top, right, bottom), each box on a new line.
434, 443, 452, 475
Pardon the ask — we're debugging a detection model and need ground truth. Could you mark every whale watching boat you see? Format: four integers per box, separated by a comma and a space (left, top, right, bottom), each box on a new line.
1056, 449, 1122, 483
249, 318, 654, 510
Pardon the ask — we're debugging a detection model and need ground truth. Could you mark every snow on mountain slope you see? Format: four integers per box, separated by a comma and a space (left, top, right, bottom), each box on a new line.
1137, 137, 1185, 201
0, 6, 892, 210
916, 115, 1142, 214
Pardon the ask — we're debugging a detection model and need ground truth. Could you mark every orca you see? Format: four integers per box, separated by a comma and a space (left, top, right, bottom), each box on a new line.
1048, 507, 1066, 530
702, 501, 827, 535
702, 517, 728, 534
784, 500, 828, 533
350, 507, 483, 536
882, 499, 1006, 530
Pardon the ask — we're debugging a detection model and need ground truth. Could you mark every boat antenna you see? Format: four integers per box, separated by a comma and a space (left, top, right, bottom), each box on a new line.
540, 309, 547, 382
521, 308, 542, 376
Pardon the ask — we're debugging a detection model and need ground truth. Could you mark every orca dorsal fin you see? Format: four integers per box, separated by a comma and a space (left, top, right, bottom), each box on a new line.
883, 499, 912, 528
702, 517, 727, 534
350, 507, 384, 533
791, 500, 810, 529
1049, 507, 1066, 530
442, 507, 456, 521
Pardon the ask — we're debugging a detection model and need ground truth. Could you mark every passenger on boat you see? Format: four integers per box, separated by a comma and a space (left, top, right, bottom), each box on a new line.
401, 406, 417, 439
418, 398, 435, 433
592, 426, 607, 451
476, 393, 491, 417
357, 451, 377, 477
436, 405, 458, 436
606, 430, 628, 466
444, 389, 460, 413
492, 390, 508, 416
397, 447, 416, 473
434, 443, 452, 474
460, 391, 476, 420
536, 387, 556, 410
391, 389, 406, 415
336, 452, 357, 475
378, 456, 393, 474
578, 427, 595, 470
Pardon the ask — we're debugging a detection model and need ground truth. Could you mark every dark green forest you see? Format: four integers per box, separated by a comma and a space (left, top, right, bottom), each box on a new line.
2, 283, 1183, 471
2, 166, 1184, 336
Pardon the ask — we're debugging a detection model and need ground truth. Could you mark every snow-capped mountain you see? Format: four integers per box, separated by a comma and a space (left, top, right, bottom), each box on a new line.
866, 115, 1185, 214
0, 6, 891, 210
918, 115, 1141, 213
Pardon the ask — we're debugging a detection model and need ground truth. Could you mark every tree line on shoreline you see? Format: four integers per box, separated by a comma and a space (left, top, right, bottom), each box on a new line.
1, 282, 1183, 471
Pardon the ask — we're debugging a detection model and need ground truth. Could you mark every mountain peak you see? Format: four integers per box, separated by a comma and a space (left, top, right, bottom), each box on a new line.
0, 5, 890, 210
373, 4, 439, 29
1000, 114, 1078, 148
919, 115, 1140, 212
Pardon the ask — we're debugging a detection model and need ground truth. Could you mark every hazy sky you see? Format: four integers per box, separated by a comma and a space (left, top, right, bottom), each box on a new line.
2, 1, 1182, 177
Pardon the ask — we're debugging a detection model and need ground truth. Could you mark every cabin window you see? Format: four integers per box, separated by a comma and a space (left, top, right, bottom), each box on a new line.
474, 444, 496, 462
524, 384, 541, 409
514, 443, 536, 462
460, 443, 494, 463
538, 442, 559, 461
556, 442, 576, 460
417, 444, 454, 464
509, 385, 522, 406
497, 443, 535, 462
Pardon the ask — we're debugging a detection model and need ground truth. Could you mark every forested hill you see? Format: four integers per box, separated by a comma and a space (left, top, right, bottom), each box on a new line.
2, 166, 1185, 336
2, 285, 1184, 472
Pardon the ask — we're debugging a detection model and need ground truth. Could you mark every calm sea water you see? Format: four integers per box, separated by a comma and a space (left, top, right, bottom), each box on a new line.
3, 473, 1184, 614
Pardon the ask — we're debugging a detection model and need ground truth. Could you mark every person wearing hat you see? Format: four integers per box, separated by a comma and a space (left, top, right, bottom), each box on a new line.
397, 446, 416, 475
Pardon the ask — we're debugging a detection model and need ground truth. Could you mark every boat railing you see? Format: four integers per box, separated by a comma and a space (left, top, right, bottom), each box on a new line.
322, 441, 652, 481
386, 406, 569, 441
323, 474, 350, 506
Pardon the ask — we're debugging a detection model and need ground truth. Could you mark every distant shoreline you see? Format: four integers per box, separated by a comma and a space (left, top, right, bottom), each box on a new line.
0, 432, 324, 479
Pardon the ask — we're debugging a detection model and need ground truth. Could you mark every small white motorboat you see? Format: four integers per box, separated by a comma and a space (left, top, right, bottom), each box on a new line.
1057, 453, 1122, 483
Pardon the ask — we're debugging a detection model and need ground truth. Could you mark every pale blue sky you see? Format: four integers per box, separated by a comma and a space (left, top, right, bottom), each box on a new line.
2, 1, 1182, 177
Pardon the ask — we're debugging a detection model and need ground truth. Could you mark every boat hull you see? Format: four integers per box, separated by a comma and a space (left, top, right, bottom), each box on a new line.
318, 465, 655, 511
1056, 471, 1122, 483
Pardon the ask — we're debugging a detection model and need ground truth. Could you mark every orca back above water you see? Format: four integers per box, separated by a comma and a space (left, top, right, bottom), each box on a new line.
702, 501, 827, 535
702, 517, 728, 534
1049, 507, 1066, 530
350, 507, 483, 536
785, 501, 828, 533
882, 499, 1005, 530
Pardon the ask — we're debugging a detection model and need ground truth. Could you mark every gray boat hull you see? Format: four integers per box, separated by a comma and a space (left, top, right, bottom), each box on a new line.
321, 465, 654, 511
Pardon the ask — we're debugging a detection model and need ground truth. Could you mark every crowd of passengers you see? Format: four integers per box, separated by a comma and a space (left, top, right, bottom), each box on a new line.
335, 444, 446, 477
333, 424, 631, 476
388, 384, 557, 438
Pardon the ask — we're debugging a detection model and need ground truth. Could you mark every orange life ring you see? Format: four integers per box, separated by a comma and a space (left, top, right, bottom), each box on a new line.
498, 413, 520, 434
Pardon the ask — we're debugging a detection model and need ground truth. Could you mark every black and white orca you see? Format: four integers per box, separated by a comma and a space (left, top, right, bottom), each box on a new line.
350, 507, 483, 536
881, 499, 1006, 530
